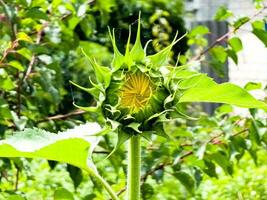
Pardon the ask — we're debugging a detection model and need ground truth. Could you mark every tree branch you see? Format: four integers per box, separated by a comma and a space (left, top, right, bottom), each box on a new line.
23, 22, 48, 81
191, 6, 267, 61
38, 109, 86, 122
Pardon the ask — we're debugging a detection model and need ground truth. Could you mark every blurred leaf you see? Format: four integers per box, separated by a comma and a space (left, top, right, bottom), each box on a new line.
152, 168, 164, 183
16, 32, 33, 43
227, 49, 238, 64
141, 183, 154, 199
244, 82, 262, 91
11, 111, 28, 130
214, 6, 233, 21
233, 17, 249, 29
210, 46, 227, 63
82, 194, 97, 200
253, 0, 264, 9
8, 60, 24, 71
189, 25, 209, 37
67, 164, 83, 189
173, 171, 195, 193
17, 48, 32, 60
215, 104, 233, 117
211, 151, 233, 175
7, 195, 26, 200
0, 69, 16, 91
228, 37, 243, 52
25, 7, 49, 20
249, 119, 261, 145
54, 188, 74, 200
252, 20, 267, 47
0, 98, 12, 119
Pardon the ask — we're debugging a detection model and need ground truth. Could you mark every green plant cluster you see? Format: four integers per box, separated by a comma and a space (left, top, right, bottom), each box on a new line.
0, 0, 267, 200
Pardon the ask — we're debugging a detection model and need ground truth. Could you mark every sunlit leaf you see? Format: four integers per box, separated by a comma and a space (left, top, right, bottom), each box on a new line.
0, 123, 101, 172
228, 37, 243, 52
214, 6, 233, 21
179, 83, 267, 111
54, 188, 74, 200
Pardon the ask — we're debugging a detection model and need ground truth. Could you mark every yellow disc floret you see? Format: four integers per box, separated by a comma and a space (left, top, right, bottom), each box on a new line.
120, 72, 153, 113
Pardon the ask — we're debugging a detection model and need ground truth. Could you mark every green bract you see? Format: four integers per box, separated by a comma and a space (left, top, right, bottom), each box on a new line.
71, 15, 267, 148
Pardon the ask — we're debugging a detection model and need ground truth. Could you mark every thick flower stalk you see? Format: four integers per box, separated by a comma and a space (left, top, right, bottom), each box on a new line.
71, 15, 267, 200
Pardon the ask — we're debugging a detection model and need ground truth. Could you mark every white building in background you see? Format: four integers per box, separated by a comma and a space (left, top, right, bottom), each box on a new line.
185, 0, 267, 97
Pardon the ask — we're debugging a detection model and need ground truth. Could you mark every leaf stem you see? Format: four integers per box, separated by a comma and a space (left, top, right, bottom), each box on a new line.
127, 135, 141, 200
91, 172, 119, 200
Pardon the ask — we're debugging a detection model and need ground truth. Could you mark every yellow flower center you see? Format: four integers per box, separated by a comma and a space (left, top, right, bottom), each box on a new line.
120, 72, 153, 113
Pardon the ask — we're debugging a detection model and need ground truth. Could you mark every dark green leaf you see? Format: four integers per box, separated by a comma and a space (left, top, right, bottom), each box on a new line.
67, 164, 83, 189
252, 20, 267, 47
233, 17, 249, 29
203, 159, 217, 178
141, 183, 154, 199
227, 49, 238, 64
211, 151, 233, 175
25, 7, 49, 20
173, 171, 195, 193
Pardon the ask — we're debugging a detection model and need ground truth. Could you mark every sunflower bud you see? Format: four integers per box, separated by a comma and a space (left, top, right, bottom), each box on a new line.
71, 14, 187, 145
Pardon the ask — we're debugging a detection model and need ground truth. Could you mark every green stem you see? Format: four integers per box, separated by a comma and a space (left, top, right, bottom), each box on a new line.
127, 135, 141, 200
90, 170, 119, 200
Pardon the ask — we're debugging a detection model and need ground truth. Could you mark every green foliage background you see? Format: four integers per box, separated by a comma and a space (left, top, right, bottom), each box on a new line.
0, 0, 267, 199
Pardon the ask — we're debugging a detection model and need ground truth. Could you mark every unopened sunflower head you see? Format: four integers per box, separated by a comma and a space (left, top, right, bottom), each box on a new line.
71, 14, 188, 141
70, 14, 267, 152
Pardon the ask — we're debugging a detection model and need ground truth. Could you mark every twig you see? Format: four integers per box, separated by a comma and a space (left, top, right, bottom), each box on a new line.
23, 23, 47, 81
191, 6, 267, 61
14, 166, 20, 191
16, 71, 21, 116
38, 109, 86, 122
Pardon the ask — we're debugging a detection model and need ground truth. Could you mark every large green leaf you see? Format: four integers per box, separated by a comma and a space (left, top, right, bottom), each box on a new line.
0, 123, 119, 200
0, 123, 101, 172
179, 83, 267, 111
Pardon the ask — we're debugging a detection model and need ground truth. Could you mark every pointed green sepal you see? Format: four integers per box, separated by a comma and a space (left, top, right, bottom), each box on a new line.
81, 49, 112, 88
130, 12, 145, 62
146, 32, 187, 69
140, 131, 154, 141
73, 103, 100, 113
105, 131, 132, 160
108, 27, 125, 71
124, 25, 134, 68
69, 80, 100, 100
126, 122, 142, 134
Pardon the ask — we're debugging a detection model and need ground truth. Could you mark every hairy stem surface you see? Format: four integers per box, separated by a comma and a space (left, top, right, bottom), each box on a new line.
127, 135, 141, 200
